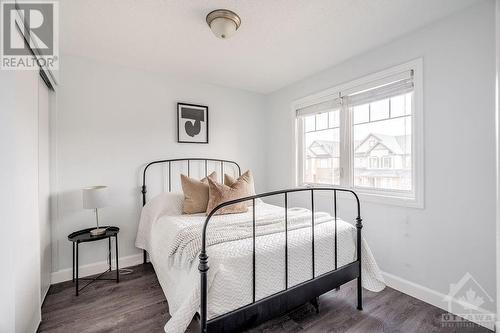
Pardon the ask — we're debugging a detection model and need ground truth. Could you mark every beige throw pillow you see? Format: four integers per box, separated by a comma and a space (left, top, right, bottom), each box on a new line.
224, 171, 256, 195
207, 170, 255, 215
181, 172, 217, 214
224, 170, 257, 207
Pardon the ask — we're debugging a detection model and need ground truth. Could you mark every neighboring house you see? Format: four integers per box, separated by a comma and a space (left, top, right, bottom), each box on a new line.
306, 140, 340, 184
306, 133, 411, 190
353, 133, 411, 190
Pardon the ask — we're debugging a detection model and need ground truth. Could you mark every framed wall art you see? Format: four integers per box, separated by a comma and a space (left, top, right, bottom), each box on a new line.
177, 103, 208, 144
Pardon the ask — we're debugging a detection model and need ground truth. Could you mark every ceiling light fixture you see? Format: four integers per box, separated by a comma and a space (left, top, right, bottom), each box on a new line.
206, 9, 241, 39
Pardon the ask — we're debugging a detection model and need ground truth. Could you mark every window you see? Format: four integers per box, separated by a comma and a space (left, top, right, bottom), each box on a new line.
369, 157, 379, 169
295, 59, 423, 207
352, 94, 411, 191
302, 110, 340, 185
382, 156, 393, 169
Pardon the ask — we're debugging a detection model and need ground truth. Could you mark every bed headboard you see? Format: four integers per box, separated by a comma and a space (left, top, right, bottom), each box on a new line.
141, 158, 242, 206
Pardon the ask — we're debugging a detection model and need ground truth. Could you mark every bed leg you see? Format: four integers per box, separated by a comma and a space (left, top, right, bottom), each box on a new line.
357, 277, 363, 311
356, 217, 363, 311
143, 250, 147, 264
311, 297, 320, 314
199, 251, 209, 333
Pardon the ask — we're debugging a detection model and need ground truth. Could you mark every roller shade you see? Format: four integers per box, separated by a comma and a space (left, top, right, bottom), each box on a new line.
344, 70, 414, 107
296, 96, 341, 117
296, 69, 414, 116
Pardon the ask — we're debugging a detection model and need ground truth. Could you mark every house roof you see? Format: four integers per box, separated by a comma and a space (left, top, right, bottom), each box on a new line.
307, 140, 340, 158
355, 133, 411, 155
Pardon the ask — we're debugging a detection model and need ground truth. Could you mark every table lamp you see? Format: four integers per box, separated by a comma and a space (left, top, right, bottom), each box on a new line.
82, 186, 109, 236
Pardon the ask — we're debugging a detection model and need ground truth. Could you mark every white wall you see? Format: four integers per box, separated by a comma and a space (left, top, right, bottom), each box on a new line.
264, 0, 496, 314
52, 55, 267, 274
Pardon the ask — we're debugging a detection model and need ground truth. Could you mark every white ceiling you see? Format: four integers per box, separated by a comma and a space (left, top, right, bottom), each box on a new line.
60, 0, 479, 94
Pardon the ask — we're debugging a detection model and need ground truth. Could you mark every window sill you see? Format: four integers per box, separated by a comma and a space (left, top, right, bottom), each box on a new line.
355, 189, 423, 209
300, 183, 423, 209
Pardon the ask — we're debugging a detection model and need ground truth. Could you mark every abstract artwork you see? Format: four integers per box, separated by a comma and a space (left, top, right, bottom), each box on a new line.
177, 103, 208, 143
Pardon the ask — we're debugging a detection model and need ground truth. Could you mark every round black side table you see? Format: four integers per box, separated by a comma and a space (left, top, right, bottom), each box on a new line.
68, 226, 119, 296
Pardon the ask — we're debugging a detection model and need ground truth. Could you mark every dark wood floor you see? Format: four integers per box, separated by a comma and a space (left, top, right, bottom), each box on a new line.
39, 264, 491, 333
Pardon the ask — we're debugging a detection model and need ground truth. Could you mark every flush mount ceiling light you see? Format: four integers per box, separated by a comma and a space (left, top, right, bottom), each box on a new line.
206, 9, 241, 39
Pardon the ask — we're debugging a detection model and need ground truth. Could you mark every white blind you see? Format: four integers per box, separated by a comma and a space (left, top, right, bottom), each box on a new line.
296, 96, 341, 117
295, 69, 414, 117
344, 70, 414, 106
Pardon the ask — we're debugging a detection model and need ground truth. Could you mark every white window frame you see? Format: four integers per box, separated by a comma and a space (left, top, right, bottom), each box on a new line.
292, 59, 424, 208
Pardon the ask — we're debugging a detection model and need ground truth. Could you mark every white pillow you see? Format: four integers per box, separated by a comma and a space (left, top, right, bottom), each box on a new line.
146, 192, 184, 216
135, 192, 184, 253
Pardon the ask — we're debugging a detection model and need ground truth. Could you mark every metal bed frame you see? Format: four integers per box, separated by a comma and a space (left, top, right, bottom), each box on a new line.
141, 158, 363, 333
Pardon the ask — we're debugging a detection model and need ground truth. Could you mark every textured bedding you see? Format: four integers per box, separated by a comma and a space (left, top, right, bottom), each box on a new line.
135, 192, 385, 333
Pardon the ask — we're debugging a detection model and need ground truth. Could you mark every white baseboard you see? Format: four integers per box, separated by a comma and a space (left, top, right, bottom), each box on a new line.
382, 272, 495, 331
41, 285, 49, 305
51, 253, 143, 284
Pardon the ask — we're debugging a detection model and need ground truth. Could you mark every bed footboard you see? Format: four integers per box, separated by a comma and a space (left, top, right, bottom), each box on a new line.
199, 187, 363, 333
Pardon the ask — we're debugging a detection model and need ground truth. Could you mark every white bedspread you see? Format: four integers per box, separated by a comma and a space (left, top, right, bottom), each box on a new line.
135, 193, 385, 333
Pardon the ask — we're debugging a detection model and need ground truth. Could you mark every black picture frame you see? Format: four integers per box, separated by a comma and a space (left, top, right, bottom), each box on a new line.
177, 103, 209, 144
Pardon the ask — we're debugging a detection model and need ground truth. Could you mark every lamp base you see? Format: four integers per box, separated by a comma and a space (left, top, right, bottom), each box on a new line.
90, 228, 107, 236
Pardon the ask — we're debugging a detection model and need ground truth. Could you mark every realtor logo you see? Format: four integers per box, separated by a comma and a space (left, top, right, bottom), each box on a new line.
441, 272, 495, 329
1, 0, 59, 70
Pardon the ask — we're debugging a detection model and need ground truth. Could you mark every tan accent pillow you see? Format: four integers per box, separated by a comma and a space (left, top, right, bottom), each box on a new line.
206, 172, 254, 215
181, 172, 217, 214
224, 170, 256, 195
224, 170, 256, 207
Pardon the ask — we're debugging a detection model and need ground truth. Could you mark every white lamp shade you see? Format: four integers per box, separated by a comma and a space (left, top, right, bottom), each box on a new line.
210, 17, 237, 39
82, 186, 108, 209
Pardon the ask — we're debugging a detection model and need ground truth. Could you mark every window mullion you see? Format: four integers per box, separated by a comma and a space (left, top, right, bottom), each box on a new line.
297, 118, 305, 186
339, 98, 351, 187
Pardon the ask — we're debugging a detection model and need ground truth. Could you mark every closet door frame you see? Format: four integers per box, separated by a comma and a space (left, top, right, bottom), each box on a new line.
38, 73, 52, 302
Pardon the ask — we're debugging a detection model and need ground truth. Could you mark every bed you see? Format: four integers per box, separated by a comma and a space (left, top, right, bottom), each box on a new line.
135, 158, 385, 333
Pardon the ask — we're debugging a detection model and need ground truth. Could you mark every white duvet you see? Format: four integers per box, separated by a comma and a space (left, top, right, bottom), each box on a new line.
135, 192, 385, 333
